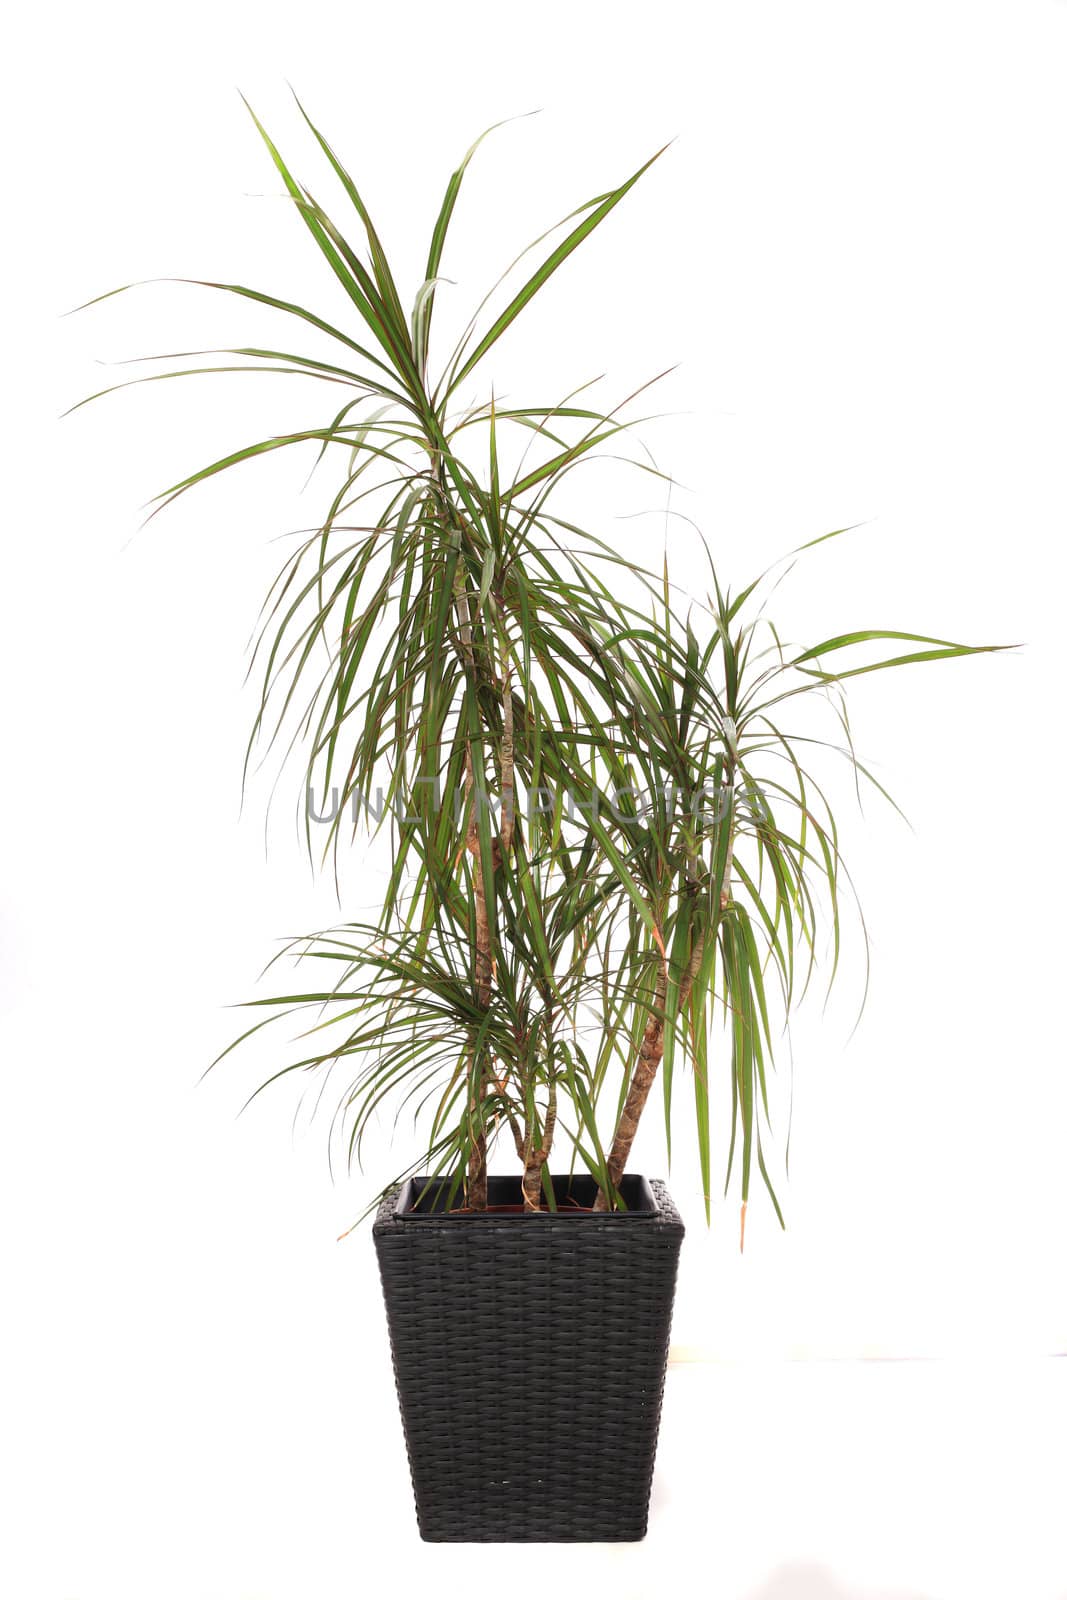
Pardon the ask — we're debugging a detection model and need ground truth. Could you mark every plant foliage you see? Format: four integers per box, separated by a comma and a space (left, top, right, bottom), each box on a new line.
73, 97, 1005, 1236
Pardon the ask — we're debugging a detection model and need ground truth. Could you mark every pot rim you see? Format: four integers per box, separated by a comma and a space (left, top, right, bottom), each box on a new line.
392, 1171, 663, 1220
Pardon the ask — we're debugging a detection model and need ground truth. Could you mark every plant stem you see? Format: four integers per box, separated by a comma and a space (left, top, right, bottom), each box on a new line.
435, 452, 498, 1211
592, 765, 737, 1207
592, 959, 669, 1210
463, 750, 493, 1210
499, 665, 515, 856
593, 899, 707, 1211
521, 1074, 557, 1211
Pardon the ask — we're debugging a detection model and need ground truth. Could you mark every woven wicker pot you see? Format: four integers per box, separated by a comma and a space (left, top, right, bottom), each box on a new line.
373, 1174, 684, 1542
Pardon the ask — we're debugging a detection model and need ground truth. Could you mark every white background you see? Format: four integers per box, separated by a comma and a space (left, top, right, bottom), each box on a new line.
2, 1, 1066, 1596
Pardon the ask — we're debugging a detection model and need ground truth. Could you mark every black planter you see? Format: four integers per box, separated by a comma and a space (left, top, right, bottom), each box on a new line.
373, 1173, 684, 1542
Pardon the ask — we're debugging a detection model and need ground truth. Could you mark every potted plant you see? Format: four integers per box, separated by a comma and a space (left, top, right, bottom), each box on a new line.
73, 97, 1001, 1542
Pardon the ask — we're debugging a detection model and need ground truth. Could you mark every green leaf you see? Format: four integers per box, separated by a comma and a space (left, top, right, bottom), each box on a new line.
448, 144, 669, 393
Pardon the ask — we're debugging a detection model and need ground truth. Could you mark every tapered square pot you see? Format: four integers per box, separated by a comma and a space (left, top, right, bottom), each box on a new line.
373, 1174, 684, 1542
